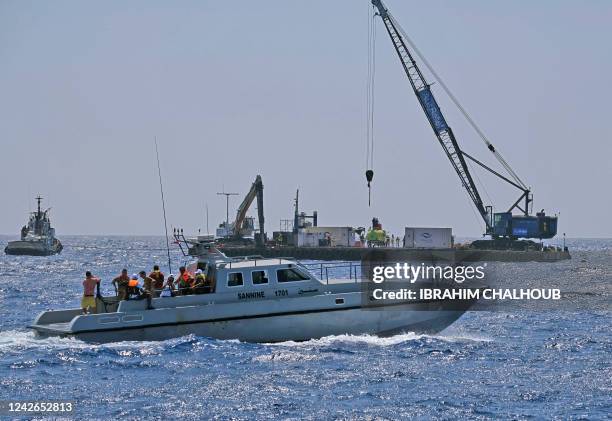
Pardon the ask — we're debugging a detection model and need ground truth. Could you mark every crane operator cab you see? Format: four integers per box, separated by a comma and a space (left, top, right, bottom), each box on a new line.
492, 211, 558, 239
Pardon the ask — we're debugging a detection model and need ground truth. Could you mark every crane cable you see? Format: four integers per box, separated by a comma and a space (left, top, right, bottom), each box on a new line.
365, 6, 377, 205
388, 12, 528, 191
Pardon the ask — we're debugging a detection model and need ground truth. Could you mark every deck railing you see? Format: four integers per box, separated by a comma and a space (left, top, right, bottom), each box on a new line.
299, 261, 363, 284
218, 255, 364, 284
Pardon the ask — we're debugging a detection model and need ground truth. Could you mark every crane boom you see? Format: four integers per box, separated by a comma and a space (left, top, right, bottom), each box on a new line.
232, 175, 265, 243
371, 0, 492, 232
370, 0, 559, 241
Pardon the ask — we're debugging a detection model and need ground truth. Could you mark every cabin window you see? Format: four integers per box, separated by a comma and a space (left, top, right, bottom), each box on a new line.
277, 268, 309, 283
252, 270, 269, 285
227, 272, 244, 287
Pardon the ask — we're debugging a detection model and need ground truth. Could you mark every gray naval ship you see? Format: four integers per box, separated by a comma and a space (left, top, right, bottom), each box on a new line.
30, 239, 476, 343
5, 196, 63, 256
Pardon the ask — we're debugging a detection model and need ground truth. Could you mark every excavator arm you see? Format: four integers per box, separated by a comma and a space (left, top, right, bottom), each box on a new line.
232, 175, 264, 243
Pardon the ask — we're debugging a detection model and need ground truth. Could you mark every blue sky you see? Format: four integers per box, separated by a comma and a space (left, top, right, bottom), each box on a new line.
1, 0, 610, 237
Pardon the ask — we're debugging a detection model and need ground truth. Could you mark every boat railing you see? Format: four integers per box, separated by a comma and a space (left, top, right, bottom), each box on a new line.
299, 261, 363, 284
230, 255, 265, 261
224, 256, 293, 268
218, 256, 363, 283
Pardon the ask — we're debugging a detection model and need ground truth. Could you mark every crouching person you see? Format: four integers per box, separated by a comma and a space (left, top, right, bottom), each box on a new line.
160, 274, 176, 297
126, 274, 141, 299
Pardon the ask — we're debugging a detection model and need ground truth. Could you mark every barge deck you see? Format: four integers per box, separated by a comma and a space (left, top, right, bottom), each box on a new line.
220, 246, 570, 262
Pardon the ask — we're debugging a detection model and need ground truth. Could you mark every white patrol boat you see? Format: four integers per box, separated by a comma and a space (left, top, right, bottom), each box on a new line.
30, 242, 475, 343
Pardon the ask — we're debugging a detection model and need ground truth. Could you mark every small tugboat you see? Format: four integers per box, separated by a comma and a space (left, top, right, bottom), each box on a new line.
29, 238, 477, 343
5, 196, 63, 256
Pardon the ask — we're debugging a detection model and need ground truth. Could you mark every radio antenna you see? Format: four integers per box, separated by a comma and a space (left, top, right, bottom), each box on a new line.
155, 137, 172, 274
206, 202, 210, 234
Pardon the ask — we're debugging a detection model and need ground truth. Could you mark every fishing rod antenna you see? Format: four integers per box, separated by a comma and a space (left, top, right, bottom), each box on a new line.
155, 137, 173, 274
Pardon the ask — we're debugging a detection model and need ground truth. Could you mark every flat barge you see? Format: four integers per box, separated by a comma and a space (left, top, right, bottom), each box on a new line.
220, 246, 570, 263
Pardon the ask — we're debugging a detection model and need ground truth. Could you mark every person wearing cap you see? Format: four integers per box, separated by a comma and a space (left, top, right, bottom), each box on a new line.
160, 274, 176, 297
112, 268, 130, 300
139, 271, 155, 310
81, 271, 100, 314
126, 274, 141, 299
148, 265, 165, 297
192, 269, 207, 294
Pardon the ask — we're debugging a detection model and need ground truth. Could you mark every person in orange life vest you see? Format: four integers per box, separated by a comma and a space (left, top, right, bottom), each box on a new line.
177, 266, 193, 295
148, 265, 165, 297
126, 274, 142, 299
82, 271, 100, 314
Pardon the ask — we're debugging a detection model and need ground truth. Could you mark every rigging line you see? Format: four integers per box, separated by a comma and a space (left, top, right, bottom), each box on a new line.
472, 163, 494, 208
389, 13, 527, 190
366, 3, 372, 170
370, 13, 377, 169
494, 152, 526, 190
155, 137, 172, 274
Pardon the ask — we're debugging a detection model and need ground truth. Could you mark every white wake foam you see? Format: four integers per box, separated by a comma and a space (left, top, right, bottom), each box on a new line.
0, 329, 197, 353
269, 330, 492, 348
0, 328, 492, 354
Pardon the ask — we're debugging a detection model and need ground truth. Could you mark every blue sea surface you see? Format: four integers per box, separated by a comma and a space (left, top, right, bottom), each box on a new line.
0, 236, 610, 420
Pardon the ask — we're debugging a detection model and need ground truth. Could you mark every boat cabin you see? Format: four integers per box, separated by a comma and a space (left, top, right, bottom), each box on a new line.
196, 257, 323, 300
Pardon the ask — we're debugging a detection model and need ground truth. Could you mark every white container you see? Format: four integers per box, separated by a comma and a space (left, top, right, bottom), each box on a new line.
300, 227, 356, 247
297, 231, 326, 247
404, 227, 452, 249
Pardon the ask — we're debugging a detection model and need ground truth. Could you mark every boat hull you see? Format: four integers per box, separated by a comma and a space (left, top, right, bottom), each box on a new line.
32, 301, 470, 343
4, 240, 63, 256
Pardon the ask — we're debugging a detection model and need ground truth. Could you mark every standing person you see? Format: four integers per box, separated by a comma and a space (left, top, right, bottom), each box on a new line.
139, 271, 155, 310
82, 271, 100, 314
148, 265, 165, 297
391, 234, 395, 248
396, 236, 400, 248
112, 268, 130, 300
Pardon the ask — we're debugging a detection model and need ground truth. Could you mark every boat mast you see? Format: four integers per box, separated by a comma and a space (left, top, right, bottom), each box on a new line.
36, 196, 42, 217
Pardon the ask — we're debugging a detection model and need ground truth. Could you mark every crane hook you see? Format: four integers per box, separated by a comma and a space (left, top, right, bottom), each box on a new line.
365, 170, 374, 206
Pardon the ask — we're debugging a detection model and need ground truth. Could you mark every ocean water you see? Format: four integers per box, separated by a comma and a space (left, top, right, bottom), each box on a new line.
0, 236, 610, 420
